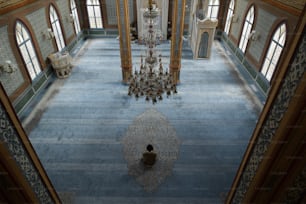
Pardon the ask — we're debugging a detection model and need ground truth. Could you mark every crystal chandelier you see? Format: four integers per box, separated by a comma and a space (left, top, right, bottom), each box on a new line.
128, 0, 177, 104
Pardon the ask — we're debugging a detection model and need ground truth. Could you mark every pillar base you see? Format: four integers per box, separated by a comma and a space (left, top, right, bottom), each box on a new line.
122, 69, 132, 84
170, 69, 180, 84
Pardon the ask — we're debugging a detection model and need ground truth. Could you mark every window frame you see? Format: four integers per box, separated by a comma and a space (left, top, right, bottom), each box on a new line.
224, 0, 235, 35
261, 23, 286, 82
15, 20, 42, 81
238, 5, 255, 53
86, 0, 103, 29
49, 5, 66, 51
207, 0, 220, 20
70, 0, 81, 34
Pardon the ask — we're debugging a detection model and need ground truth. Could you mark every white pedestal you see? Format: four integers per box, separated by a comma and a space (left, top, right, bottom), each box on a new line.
48, 52, 72, 79
190, 18, 218, 59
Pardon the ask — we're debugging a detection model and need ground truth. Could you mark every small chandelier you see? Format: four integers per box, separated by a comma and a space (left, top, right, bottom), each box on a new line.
128, 0, 177, 104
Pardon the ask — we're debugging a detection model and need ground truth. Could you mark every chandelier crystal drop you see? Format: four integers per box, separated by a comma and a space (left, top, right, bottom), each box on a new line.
128, 0, 177, 104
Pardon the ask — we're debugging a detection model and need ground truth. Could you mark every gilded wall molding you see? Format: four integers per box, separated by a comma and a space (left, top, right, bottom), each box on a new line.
273, 0, 305, 10
116, 0, 132, 83
232, 28, 306, 203
262, 0, 305, 15
170, 0, 186, 84
0, 0, 27, 8
0, 100, 54, 203
283, 166, 306, 203
0, 0, 37, 15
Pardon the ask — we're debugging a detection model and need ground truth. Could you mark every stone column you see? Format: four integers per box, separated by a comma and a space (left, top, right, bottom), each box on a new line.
169, 0, 186, 84
116, 0, 132, 83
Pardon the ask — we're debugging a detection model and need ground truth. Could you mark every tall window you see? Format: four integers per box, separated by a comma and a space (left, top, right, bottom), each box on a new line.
261, 23, 286, 82
224, 0, 235, 35
238, 6, 254, 53
86, 0, 103, 28
50, 5, 65, 51
207, 0, 219, 20
71, 0, 81, 34
15, 21, 41, 80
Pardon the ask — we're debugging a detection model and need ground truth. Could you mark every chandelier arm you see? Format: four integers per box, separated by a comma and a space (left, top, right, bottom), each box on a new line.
128, 0, 177, 104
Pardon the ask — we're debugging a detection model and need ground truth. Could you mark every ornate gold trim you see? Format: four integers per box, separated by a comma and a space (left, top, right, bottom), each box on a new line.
0, 0, 37, 15
262, 0, 304, 16
170, 0, 186, 84
116, 0, 132, 83
0, 84, 61, 203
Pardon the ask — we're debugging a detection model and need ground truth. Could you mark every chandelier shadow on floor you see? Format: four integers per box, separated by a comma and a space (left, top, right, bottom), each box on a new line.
121, 108, 180, 192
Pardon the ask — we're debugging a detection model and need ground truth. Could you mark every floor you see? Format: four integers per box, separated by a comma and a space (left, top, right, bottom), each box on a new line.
24, 38, 263, 204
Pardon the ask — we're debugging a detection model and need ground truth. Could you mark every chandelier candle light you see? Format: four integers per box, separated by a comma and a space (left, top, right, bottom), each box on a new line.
128, 0, 177, 104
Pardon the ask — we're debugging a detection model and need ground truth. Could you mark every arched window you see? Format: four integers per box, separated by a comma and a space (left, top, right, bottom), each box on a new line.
238, 6, 254, 53
71, 0, 81, 34
224, 0, 235, 35
86, 0, 103, 29
207, 0, 219, 20
15, 21, 41, 80
50, 5, 65, 51
261, 23, 286, 82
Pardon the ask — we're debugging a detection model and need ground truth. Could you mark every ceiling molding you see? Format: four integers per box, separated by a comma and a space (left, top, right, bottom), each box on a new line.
0, 0, 37, 15
262, 0, 305, 16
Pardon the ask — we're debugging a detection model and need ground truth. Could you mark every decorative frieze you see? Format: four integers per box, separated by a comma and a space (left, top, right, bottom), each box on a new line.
274, 0, 305, 10
283, 167, 306, 203
0, 101, 53, 203
232, 28, 306, 203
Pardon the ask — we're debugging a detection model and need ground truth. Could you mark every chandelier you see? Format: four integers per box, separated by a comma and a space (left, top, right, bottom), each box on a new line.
128, 0, 177, 104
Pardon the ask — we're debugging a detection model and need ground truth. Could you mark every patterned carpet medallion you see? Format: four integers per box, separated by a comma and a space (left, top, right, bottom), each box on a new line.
122, 109, 180, 192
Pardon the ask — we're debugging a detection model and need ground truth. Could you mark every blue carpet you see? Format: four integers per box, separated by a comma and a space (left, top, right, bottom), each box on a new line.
27, 38, 262, 204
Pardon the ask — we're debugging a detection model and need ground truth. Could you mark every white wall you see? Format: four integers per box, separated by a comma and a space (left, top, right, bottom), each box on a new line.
26, 8, 55, 60
0, 26, 24, 95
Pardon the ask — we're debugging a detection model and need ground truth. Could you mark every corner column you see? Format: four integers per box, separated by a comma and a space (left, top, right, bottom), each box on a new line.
169, 0, 186, 84
116, 0, 132, 83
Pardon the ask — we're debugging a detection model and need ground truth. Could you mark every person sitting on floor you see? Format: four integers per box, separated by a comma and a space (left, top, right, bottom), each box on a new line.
142, 144, 157, 167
